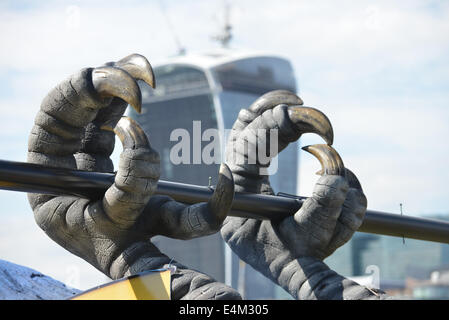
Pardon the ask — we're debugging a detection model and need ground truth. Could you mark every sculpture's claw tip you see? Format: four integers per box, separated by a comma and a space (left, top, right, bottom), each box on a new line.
92, 66, 142, 113
289, 107, 334, 145
208, 163, 235, 225
248, 90, 304, 114
112, 116, 150, 149
115, 53, 156, 89
302, 144, 345, 176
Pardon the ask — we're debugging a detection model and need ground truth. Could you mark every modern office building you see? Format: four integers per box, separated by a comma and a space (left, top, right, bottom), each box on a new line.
128, 49, 299, 298
324, 214, 449, 298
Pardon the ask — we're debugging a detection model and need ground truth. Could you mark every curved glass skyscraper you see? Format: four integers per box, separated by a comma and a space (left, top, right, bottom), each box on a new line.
128, 50, 298, 298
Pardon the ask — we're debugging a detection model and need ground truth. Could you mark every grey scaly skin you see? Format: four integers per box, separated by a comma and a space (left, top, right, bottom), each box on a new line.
27, 54, 240, 300
221, 90, 389, 299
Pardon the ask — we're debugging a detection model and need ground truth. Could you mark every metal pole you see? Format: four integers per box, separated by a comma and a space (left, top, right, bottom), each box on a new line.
1, 159, 449, 244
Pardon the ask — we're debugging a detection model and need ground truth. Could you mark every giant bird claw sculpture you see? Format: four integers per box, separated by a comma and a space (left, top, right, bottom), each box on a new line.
27, 54, 239, 300
27, 54, 386, 300
221, 91, 386, 299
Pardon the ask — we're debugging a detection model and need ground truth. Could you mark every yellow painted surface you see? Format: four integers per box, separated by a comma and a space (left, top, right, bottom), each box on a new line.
72, 269, 171, 300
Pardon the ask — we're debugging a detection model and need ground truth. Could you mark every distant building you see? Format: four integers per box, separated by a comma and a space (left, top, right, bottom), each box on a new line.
325, 214, 449, 298
129, 49, 299, 298
409, 267, 449, 299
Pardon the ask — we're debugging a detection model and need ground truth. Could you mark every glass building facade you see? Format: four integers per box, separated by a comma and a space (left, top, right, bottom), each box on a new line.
324, 214, 449, 298
128, 54, 298, 298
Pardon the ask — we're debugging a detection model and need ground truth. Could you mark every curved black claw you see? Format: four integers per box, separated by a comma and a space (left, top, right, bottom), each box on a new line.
93, 54, 155, 114
109, 116, 151, 150
288, 107, 334, 145
302, 144, 345, 176
207, 163, 235, 225
92, 66, 142, 113
345, 168, 363, 190
110, 53, 155, 89
249, 90, 304, 115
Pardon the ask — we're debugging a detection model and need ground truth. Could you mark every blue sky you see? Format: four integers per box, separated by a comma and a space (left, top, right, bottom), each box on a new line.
0, 0, 448, 289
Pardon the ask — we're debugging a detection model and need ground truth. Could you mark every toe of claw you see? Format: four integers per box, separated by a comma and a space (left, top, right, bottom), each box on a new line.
92, 66, 142, 113
102, 116, 150, 150
248, 90, 334, 145
288, 107, 334, 145
208, 163, 235, 225
302, 144, 345, 176
248, 90, 304, 115
345, 168, 363, 190
93, 54, 155, 114
114, 53, 156, 89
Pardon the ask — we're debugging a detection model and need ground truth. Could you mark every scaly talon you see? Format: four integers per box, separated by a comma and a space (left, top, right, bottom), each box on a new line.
110, 53, 156, 89
288, 107, 334, 145
92, 66, 142, 113
249, 90, 303, 114
207, 163, 235, 225
247, 90, 333, 145
93, 54, 155, 114
105, 116, 151, 150
302, 144, 345, 176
